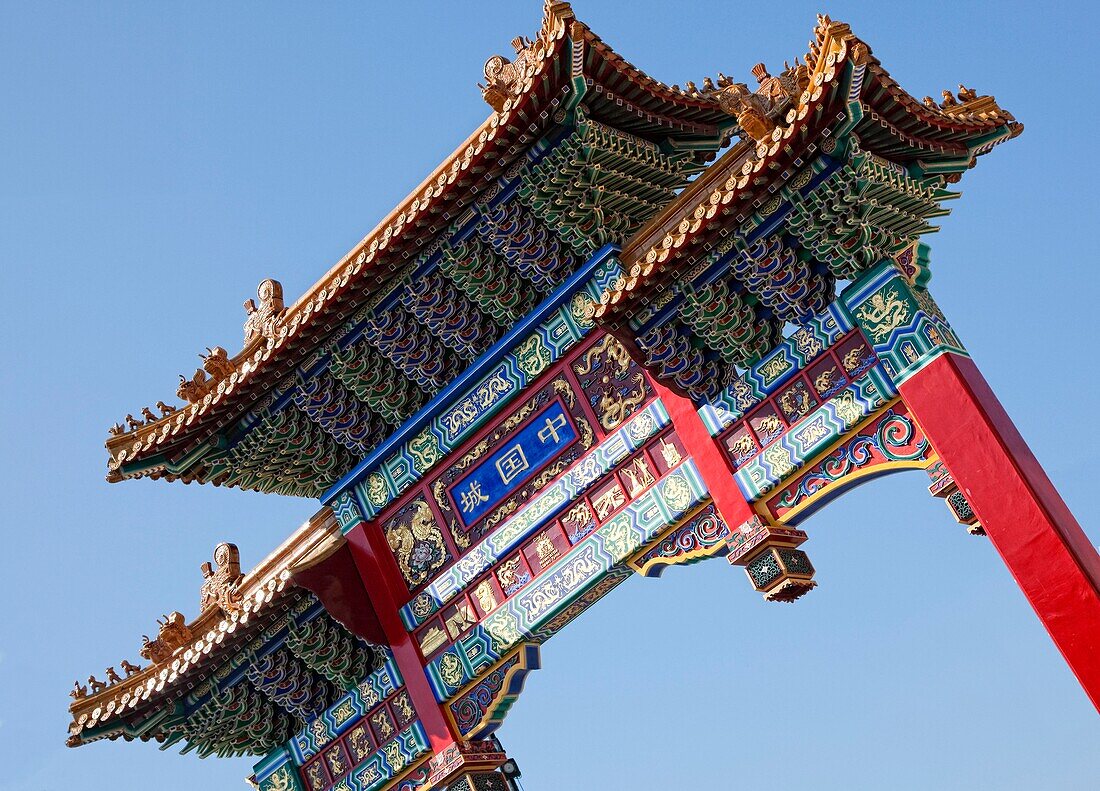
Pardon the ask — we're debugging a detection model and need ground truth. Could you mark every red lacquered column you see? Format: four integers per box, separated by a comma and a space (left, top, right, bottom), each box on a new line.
344, 521, 458, 751
900, 351, 1100, 710
650, 379, 756, 527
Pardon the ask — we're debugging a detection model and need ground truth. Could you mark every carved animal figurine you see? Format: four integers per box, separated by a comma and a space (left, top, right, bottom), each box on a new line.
140, 406, 157, 422
156, 400, 175, 417
701, 76, 715, 92
140, 611, 193, 663
88, 675, 107, 694
105, 666, 121, 684
125, 414, 143, 431
940, 89, 957, 107
201, 346, 234, 380
922, 96, 937, 108
70, 680, 87, 700
177, 370, 209, 404
752, 63, 787, 105
957, 84, 978, 102
120, 659, 142, 677
108, 422, 125, 436
684, 80, 698, 96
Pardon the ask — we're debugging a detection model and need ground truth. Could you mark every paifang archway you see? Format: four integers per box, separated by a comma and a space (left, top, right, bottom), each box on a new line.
67, 5, 1098, 790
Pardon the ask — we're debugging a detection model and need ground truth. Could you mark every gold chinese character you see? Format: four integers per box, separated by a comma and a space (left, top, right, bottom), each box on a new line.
538, 413, 568, 444
458, 480, 490, 513
494, 444, 529, 484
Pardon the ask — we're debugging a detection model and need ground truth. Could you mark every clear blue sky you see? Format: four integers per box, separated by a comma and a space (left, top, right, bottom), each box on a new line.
2, 2, 1098, 789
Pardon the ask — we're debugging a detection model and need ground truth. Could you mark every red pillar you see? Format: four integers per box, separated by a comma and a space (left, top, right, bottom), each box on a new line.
899, 352, 1100, 710
344, 522, 458, 751
651, 379, 756, 528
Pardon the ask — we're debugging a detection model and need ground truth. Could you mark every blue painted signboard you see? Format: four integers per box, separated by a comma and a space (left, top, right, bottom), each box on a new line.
448, 400, 577, 528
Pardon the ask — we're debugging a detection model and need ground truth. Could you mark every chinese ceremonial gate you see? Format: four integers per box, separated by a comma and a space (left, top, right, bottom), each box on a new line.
68, 5, 1098, 791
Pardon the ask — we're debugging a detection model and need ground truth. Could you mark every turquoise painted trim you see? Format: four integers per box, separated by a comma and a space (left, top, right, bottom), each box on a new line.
698, 301, 853, 435
288, 650, 403, 764
254, 746, 298, 786
398, 399, 672, 630
841, 261, 968, 387
734, 367, 896, 500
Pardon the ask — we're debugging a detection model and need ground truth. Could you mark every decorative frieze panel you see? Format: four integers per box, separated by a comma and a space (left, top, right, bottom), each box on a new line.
842, 255, 967, 386
398, 400, 673, 631
763, 403, 934, 523
733, 368, 896, 500
628, 503, 731, 577
425, 375, 595, 562
570, 334, 654, 432
423, 459, 710, 701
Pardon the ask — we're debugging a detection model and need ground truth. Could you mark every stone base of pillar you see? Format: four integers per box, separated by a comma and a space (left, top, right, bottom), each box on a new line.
727, 515, 817, 602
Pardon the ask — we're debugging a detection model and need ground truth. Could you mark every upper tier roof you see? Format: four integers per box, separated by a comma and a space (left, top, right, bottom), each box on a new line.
596, 17, 1021, 326
102, 7, 1019, 497
103, 0, 734, 495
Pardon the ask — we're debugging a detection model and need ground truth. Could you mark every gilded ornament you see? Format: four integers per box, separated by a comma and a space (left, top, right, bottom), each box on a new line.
621, 457, 655, 497
659, 436, 682, 468
198, 542, 243, 616
535, 531, 560, 568
794, 417, 830, 447
592, 485, 626, 520
762, 444, 797, 480
792, 328, 824, 360
758, 354, 791, 385
385, 499, 448, 588
854, 286, 910, 343
139, 611, 192, 663
445, 602, 478, 639
439, 652, 464, 687
831, 389, 864, 426
419, 625, 448, 656
661, 472, 694, 511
